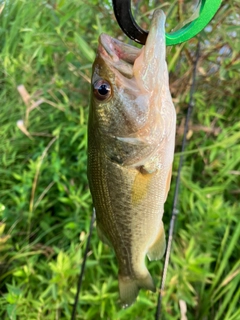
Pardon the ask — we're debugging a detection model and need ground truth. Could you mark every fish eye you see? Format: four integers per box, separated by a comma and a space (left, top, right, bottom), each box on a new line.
93, 79, 112, 101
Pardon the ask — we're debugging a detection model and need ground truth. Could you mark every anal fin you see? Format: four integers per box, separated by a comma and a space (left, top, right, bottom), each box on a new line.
147, 221, 166, 261
96, 224, 112, 247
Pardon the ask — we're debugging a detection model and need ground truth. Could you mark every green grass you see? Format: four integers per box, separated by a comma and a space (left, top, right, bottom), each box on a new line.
0, 0, 240, 319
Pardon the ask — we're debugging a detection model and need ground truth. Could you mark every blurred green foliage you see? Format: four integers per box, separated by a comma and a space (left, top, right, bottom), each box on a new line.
0, 0, 239, 319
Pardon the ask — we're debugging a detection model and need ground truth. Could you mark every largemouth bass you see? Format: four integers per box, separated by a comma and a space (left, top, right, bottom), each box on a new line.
88, 9, 176, 307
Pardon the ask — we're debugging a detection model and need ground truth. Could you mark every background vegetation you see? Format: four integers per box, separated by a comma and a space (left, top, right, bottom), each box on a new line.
0, 0, 239, 319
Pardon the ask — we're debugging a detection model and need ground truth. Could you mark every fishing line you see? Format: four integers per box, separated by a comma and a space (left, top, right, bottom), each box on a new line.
155, 41, 201, 320
71, 209, 96, 320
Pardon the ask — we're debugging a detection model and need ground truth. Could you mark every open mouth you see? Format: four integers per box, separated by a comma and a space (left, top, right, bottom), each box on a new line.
98, 34, 141, 78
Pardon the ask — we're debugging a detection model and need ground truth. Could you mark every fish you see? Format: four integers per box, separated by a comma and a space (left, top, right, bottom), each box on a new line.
87, 9, 176, 307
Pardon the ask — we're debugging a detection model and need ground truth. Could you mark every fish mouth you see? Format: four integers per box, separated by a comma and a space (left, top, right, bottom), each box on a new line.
98, 34, 141, 78
98, 9, 166, 87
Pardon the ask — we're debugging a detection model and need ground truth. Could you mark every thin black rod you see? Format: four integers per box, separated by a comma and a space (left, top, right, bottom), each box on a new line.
71, 209, 96, 320
155, 41, 201, 320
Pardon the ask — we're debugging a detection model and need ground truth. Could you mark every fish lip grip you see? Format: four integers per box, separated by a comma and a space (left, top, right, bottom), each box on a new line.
112, 0, 222, 45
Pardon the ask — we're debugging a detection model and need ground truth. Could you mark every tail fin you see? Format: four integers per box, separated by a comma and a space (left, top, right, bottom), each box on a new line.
118, 273, 156, 308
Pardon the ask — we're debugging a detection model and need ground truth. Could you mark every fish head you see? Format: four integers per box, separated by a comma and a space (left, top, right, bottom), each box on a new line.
90, 33, 144, 137
89, 10, 175, 167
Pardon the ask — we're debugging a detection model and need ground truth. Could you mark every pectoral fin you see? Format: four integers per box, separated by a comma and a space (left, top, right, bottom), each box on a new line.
164, 166, 172, 202
131, 169, 155, 205
147, 221, 166, 261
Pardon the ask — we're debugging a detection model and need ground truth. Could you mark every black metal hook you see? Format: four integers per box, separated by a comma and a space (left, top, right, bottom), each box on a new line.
112, 0, 148, 45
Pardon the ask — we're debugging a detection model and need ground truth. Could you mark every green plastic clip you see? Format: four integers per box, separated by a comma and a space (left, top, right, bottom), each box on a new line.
166, 0, 222, 45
